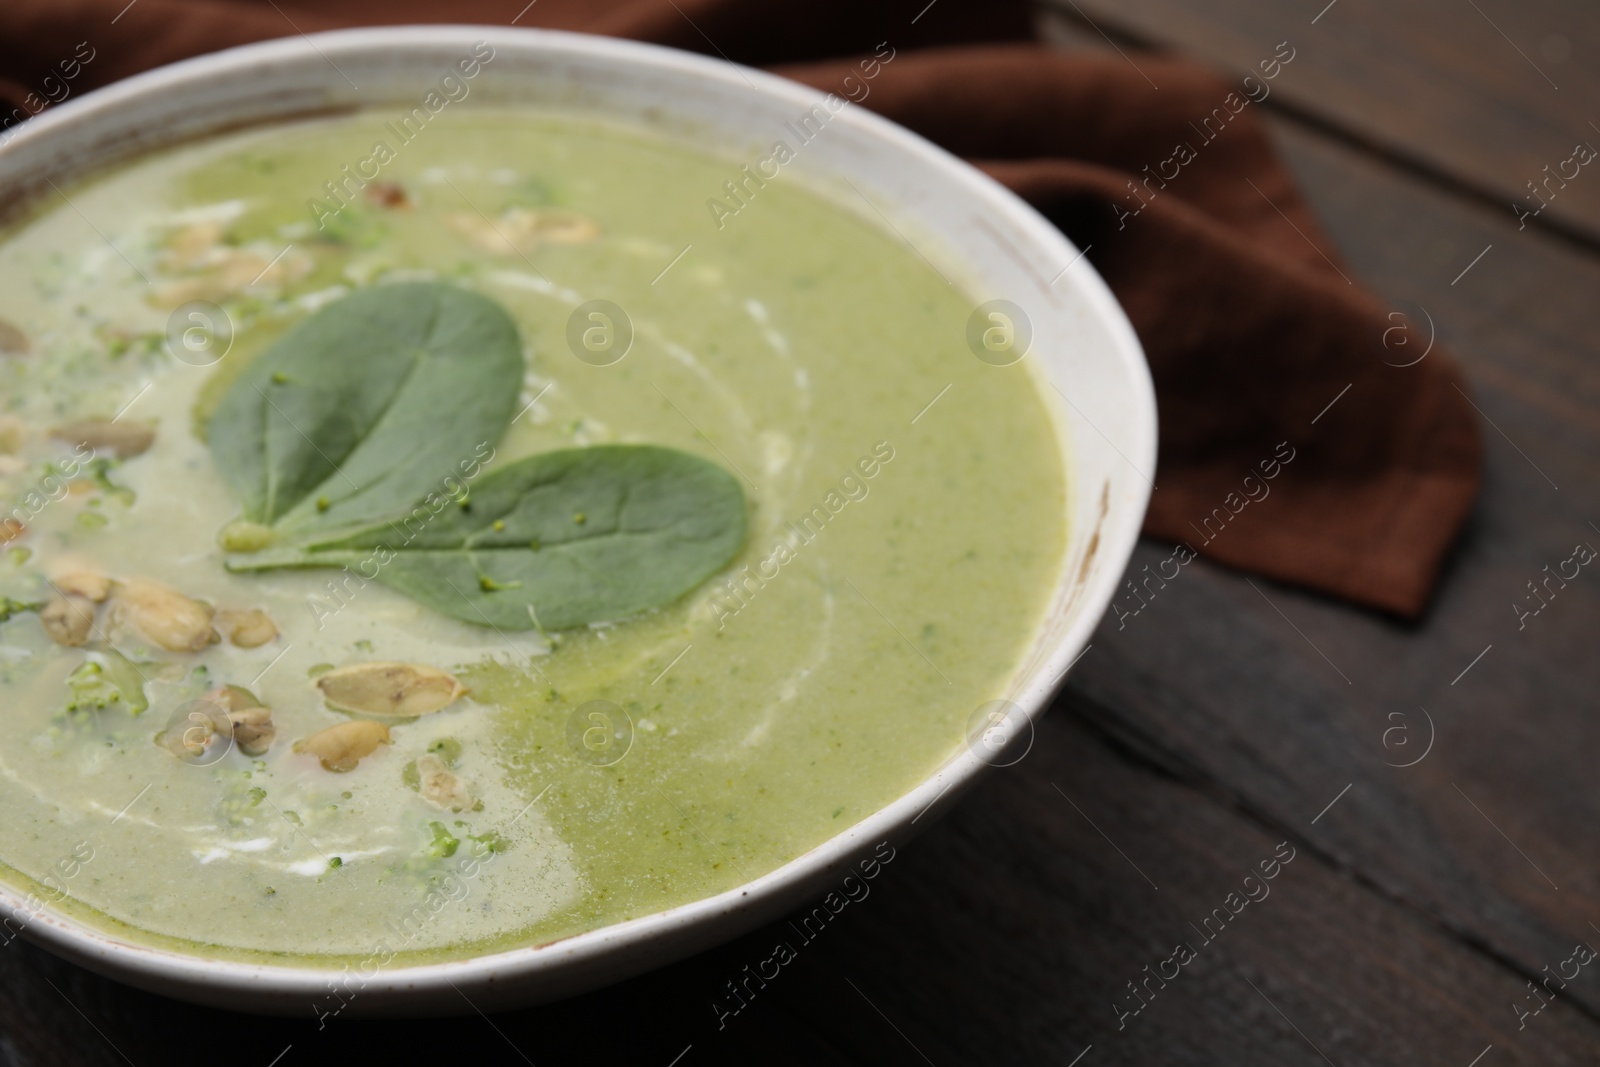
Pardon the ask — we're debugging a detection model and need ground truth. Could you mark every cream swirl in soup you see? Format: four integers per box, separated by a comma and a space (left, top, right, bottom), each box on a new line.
0, 110, 1066, 965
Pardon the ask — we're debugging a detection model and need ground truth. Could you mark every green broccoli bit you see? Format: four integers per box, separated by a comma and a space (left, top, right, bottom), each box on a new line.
86, 458, 135, 505
0, 596, 43, 623
469, 830, 510, 855
99, 651, 151, 714
314, 207, 388, 249
64, 662, 121, 713
425, 821, 460, 859
427, 737, 462, 767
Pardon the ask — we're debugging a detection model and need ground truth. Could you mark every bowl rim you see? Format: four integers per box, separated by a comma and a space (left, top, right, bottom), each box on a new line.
0, 24, 1157, 1011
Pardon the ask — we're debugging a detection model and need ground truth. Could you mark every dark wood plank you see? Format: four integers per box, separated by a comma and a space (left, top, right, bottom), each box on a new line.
831, 703, 1600, 1066
1041, 0, 1600, 245
1055, 111, 1600, 1022
9, 10, 1600, 1065
8, 705, 1600, 1065
1038, 0, 1600, 1025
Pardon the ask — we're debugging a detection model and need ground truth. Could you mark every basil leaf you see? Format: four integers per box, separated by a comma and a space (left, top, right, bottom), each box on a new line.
208, 282, 524, 538
227, 445, 748, 631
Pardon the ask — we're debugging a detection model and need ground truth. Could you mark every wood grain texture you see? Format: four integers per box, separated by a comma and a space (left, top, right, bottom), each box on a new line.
8, 704, 1600, 1066
1042, 0, 1600, 246
1037, 8, 1600, 1042
1063, 110, 1600, 1028
7, 6, 1600, 1066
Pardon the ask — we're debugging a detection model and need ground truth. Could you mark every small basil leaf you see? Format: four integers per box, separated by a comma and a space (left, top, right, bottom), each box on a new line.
207, 282, 524, 537
227, 445, 748, 631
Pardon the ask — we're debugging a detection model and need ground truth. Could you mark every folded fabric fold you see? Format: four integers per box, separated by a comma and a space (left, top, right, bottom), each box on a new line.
774, 45, 1480, 618
0, 0, 1480, 618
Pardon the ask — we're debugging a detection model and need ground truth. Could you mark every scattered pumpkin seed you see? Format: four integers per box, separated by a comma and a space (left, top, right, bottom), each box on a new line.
316, 662, 467, 718
50, 420, 156, 459
0, 319, 28, 355
54, 571, 110, 603
212, 687, 276, 756
40, 596, 95, 647
216, 607, 277, 648
295, 720, 391, 772
112, 578, 217, 652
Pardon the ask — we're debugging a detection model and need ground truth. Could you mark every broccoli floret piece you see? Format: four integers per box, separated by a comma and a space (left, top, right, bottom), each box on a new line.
62, 651, 150, 715
64, 662, 123, 713
86, 458, 135, 506
469, 830, 510, 856
424, 821, 459, 860
0, 596, 43, 623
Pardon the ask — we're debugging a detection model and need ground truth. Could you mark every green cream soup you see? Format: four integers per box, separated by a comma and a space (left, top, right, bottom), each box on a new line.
0, 110, 1065, 966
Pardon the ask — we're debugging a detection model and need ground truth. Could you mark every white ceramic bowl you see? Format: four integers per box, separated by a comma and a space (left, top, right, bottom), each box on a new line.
0, 26, 1155, 1014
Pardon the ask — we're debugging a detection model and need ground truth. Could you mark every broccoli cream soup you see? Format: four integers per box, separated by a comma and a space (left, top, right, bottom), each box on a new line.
0, 109, 1065, 966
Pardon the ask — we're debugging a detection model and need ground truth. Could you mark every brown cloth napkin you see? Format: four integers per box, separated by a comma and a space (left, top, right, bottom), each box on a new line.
0, 0, 1481, 619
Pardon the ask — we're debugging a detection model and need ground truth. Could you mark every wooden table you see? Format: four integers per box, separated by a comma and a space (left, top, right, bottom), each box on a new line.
6, 3, 1600, 1063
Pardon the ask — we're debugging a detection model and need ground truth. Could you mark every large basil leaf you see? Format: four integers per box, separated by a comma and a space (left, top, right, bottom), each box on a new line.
227, 445, 748, 630
208, 282, 523, 538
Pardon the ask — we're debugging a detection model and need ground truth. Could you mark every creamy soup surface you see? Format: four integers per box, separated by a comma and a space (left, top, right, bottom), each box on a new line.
0, 109, 1066, 965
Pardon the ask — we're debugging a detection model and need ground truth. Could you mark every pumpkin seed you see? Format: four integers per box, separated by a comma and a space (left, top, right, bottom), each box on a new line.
316, 662, 466, 718
40, 596, 95, 647
113, 578, 217, 652
50, 420, 156, 459
295, 720, 391, 772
